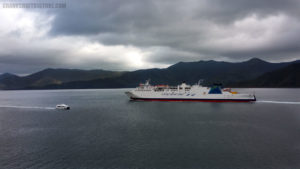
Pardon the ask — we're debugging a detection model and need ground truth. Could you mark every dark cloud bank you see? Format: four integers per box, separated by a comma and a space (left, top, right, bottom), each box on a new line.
1, 0, 300, 74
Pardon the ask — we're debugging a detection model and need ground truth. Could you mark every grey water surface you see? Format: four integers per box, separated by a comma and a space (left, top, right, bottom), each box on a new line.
0, 88, 300, 169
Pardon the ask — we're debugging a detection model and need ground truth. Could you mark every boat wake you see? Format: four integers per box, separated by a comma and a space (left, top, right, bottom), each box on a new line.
257, 100, 300, 105
0, 105, 55, 110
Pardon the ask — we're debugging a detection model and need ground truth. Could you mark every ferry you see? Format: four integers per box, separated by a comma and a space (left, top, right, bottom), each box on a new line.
125, 80, 256, 102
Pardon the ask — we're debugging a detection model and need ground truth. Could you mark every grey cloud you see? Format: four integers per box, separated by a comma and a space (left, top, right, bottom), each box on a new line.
49, 0, 300, 35
1, 0, 300, 74
46, 0, 300, 61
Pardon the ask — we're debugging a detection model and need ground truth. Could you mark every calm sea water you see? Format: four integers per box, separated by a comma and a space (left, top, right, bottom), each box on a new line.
0, 88, 300, 169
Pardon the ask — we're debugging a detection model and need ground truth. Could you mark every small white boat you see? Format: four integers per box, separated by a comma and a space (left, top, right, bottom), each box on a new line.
56, 104, 70, 110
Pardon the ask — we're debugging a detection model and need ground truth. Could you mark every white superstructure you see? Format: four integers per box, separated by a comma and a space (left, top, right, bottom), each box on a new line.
125, 80, 256, 102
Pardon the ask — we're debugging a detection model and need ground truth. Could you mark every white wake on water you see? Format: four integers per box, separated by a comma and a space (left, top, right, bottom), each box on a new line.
257, 101, 300, 105
0, 105, 55, 110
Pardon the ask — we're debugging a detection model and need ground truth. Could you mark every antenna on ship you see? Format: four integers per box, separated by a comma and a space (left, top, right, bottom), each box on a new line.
198, 79, 204, 86
145, 79, 150, 85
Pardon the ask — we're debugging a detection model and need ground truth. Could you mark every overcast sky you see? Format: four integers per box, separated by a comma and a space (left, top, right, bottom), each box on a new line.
1, 0, 300, 74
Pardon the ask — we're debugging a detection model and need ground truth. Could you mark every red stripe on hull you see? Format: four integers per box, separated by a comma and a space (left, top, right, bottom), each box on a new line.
131, 98, 256, 102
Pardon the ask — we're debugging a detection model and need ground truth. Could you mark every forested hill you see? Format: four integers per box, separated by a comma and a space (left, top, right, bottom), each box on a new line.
0, 58, 299, 89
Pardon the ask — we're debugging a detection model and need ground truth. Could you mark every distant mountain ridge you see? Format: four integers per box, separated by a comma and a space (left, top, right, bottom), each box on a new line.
0, 69, 125, 89
235, 63, 300, 87
0, 58, 299, 89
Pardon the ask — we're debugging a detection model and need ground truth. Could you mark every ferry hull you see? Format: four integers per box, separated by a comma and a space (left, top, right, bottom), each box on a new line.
130, 97, 256, 102
125, 91, 256, 102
